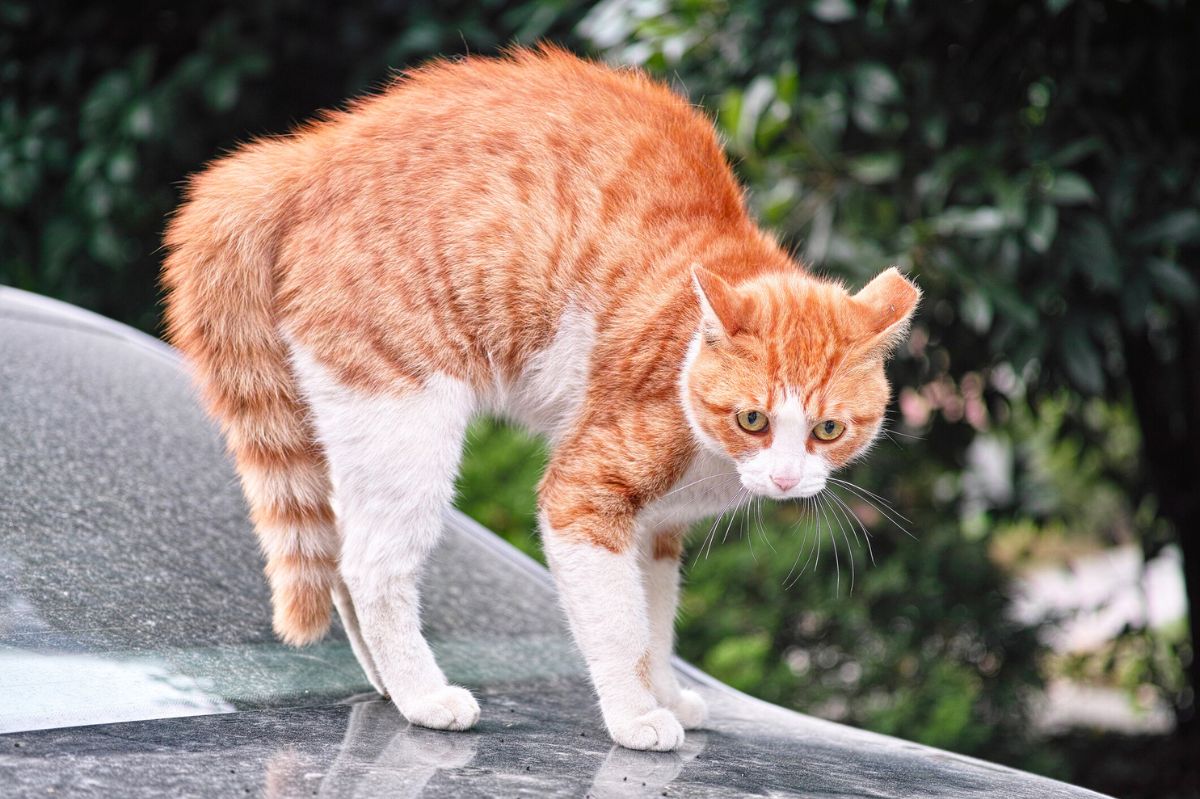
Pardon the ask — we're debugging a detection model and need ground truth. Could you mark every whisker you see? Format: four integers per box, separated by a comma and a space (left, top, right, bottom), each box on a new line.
661, 471, 739, 499
783, 497, 813, 587
814, 498, 823, 574
879, 424, 924, 442
706, 488, 747, 560
824, 495, 841, 597
827, 476, 911, 523
824, 491, 856, 595
827, 477, 916, 535
827, 491, 863, 549
830, 483, 917, 542
756, 497, 776, 553
827, 490, 876, 568
743, 503, 758, 563
787, 496, 826, 589
694, 490, 742, 567
720, 491, 742, 544
702, 497, 732, 561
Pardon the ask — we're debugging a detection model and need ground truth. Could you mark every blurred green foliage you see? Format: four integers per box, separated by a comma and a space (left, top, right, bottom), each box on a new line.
457, 420, 546, 560
4, 0, 1198, 793
0, 0, 590, 328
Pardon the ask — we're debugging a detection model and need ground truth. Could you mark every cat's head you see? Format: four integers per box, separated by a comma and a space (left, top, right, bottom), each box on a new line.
681, 266, 920, 500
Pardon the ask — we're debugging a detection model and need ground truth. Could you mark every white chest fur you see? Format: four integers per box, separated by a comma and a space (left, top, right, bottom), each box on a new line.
638, 448, 743, 534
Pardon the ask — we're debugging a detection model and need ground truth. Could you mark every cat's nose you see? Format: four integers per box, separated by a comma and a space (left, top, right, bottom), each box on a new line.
772, 475, 800, 492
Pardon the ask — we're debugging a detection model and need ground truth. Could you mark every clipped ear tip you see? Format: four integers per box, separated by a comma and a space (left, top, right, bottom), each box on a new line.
892, 271, 921, 312
881, 265, 920, 294
855, 267, 921, 351
857, 267, 921, 313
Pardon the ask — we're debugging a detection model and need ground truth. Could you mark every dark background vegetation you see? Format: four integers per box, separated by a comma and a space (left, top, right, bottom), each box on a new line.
3, 1, 1197, 796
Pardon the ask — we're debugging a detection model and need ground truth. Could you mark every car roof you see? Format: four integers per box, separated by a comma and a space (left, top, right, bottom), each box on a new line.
0, 287, 1107, 797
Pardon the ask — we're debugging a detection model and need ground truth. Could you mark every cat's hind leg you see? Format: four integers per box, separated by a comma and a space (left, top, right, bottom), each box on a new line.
332, 576, 386, 697
291, 345, 478, 731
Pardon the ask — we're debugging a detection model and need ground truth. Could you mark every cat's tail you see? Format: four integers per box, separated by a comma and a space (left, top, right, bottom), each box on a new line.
161, 140, 337, 646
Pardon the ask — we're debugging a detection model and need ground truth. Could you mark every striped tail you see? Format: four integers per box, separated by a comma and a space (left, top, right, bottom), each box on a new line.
161, 142, 338, 645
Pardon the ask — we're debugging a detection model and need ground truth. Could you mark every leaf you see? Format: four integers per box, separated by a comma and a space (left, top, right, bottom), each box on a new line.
1065, 217, 1121, 290
854, 63, 902, 106
987, 282, 1039, 330
848, 152, 901, 185
1047, 172, 1095, 206
88, 221, 126, 267
738, 76, 776, 151
1059, 322, 1105, 395
1025, 204, 1058, 253
811, 0, 857, 22
1008, 332, 1045, 374
39, 218, 82, 283
0, 161, 37, 208
960, 290, 993, 333
717, 89, 743, 146
851, 100, 885, 134
1119, 274, 1153, 329
106, 147, 136, 183
933, 207, 1007, 236
1131, 209, 1200, 247
1048, 137, 1101, 168
775, 62, 799, 105
204, 67, 240, 112
80, 71, 132, 135
922, 115, 947, 149
1145, 257, 1199, 308
123, 100, 155, 139
1105, 159, 1140, 226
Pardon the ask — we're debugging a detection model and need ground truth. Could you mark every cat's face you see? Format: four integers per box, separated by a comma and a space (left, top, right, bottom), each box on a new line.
681, 267, 920, 500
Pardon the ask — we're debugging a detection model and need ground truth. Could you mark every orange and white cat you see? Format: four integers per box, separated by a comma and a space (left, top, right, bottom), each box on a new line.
162, 47, 919, 751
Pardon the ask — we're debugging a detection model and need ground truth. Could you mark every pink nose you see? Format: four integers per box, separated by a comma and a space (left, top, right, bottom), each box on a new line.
772, 475, 800, 492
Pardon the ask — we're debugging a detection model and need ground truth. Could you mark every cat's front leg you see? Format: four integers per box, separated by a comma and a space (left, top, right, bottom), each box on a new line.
539, 506, 685, 752
643, 527, 708, 729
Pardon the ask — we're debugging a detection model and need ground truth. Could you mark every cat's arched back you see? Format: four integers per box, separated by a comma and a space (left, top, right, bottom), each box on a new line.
162, 46, 918, 751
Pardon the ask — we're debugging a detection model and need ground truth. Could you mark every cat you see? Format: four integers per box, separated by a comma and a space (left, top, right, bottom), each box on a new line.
161, 46, 919, 752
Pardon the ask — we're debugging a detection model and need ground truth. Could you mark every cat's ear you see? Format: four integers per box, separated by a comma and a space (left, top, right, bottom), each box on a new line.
853, 267, 921, 354
692, 266, 747, 342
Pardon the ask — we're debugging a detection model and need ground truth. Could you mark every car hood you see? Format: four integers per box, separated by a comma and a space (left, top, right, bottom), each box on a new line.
0, 287, 1107, 797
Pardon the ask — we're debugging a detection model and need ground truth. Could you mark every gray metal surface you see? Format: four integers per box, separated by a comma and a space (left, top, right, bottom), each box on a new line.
0, 286, 1107, 797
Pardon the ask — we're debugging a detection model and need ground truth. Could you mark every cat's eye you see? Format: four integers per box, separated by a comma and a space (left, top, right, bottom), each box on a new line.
812, 420, 845, 442
736, 410, 769, 433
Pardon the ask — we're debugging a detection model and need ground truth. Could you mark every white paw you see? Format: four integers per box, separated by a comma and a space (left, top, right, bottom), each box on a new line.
669, 689, 708, 730
401, 686, 480, 731
608, 708, 685, 751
